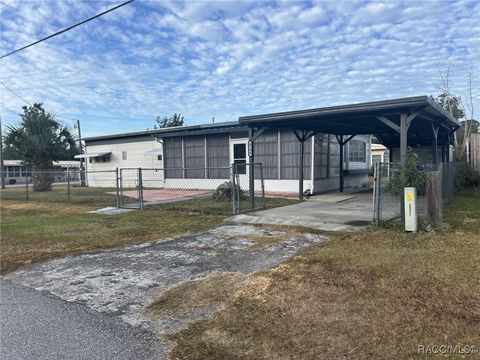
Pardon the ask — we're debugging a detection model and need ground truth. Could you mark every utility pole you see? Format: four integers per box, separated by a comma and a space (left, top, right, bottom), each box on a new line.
74, 119, 86, 186
0, 115, 5, 189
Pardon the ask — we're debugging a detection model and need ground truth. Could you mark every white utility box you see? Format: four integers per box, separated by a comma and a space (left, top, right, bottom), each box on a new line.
404, 187, 418, 232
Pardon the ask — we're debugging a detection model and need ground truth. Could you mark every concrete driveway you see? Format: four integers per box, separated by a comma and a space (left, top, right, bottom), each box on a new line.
231, 190, 374, 231
1, 224, 325, 359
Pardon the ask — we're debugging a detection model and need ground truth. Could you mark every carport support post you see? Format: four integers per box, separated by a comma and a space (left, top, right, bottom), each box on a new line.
339, 135, 344, 193
400, 113, 408, 167
431, 123, 439, 166
299, 136, 305, 200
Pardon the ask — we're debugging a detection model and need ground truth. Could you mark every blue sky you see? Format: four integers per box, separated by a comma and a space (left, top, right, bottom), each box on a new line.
0, 0, 479, 137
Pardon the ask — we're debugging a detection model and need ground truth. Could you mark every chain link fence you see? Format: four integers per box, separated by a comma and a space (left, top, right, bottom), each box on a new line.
232, 163, 265, 214
1, 164, 267, 216
0, 170, 118, 207
373, 162, 461, 224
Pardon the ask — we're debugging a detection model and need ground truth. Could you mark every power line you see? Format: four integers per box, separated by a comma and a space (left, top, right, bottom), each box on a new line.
0, 0, 136, 60
0, 0, 16, 12
0, 80, 31, 104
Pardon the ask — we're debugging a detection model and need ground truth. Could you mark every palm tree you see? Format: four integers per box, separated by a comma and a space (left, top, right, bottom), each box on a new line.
4, 103, 78, 191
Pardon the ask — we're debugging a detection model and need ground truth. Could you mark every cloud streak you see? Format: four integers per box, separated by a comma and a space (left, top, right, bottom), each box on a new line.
0, 0, 479, 136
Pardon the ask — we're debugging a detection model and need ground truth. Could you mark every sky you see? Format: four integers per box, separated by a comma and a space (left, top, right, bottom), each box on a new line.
0, 0, 479, 138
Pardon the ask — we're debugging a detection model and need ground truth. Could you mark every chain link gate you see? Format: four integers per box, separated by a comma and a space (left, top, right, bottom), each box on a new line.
231, 162, 265, 215
118, 168, 143, 209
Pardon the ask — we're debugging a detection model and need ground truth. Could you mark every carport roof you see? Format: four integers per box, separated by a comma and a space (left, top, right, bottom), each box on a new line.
239, 96, 460, 147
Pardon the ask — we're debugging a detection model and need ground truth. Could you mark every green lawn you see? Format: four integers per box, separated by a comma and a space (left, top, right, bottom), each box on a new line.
165, 190, 480, 360
0, 189, 298, 274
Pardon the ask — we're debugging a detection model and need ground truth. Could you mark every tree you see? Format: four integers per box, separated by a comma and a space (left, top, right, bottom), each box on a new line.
434, 92, 465, 120
4, 103, 78, 191
153, 113, 184, 129
434, 68, 475, 161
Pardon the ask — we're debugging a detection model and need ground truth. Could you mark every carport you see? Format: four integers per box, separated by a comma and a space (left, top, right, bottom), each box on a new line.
239, 96, 460, 203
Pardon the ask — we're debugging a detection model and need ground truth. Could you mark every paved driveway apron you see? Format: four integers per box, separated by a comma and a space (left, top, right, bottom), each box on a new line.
2, 225, 325, 359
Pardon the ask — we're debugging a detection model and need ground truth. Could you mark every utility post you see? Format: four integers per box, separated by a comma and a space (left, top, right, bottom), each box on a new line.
0, 115, 5, 189
75, 119, 86, 186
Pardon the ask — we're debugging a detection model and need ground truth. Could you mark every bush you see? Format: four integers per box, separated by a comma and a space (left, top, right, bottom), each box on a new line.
212, 181, 245, 201
457, 163, 480, 189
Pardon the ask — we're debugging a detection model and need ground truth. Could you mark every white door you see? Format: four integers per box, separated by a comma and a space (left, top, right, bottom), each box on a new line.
230, 140, 249, 181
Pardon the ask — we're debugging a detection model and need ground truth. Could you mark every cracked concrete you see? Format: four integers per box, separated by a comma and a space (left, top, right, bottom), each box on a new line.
4, 224, 326, 334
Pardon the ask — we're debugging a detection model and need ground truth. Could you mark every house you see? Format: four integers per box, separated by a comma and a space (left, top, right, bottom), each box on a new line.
2, 160, 81, 185
371, 143, 389, 167
80, 122, 371, 194
79, 96, 459, 198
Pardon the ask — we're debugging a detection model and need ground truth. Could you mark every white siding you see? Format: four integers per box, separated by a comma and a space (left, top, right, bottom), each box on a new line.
85, 139, 163, 187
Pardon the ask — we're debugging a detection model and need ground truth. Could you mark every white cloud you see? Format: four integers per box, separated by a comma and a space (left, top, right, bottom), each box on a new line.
0, 0, 478, 136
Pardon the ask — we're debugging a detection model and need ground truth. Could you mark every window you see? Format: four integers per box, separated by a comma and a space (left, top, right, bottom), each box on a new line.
184, 136, 205, 178
206, 134, 229, 179
164, 137, 183, 178
255, 130, 278, 179
233, 143, 247, 174
280, 130, 311, 180
122, 151, 127, 160
314, 134, 329, 180
89, 154, 111, 163
157, 155, 162, 161
372, 154, 382, 166
348, 140, 366, 162
329, 137, 340, 177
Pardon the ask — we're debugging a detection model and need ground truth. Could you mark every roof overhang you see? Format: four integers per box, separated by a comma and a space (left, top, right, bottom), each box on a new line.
74, 152, 111, 159
238, 96, 460, 147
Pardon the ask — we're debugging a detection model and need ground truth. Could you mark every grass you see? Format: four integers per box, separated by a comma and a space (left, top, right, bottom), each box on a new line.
0, 185, 118, 206
166, 190, 480, 360
0, 187, 298, 274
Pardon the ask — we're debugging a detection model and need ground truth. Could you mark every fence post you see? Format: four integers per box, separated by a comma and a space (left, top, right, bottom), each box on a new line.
231, 164, 237, 215
259, 163, 265, 209
372, 162, 380, 223
25, 170, 29, 200
138, 167, 144, 210
426, 171, 443, 230
67, 170, 71, 201
115, 168, 120, 208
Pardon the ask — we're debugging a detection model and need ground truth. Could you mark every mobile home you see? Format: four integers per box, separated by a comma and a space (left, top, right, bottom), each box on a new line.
80, 121, 371, 194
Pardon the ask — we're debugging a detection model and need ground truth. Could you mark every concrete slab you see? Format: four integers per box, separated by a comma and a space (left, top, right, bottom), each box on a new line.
230, 191, 373, 231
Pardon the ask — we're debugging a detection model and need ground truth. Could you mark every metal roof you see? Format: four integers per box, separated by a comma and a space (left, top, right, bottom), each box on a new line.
83, 121, 244, 142
238, 96, 460, 147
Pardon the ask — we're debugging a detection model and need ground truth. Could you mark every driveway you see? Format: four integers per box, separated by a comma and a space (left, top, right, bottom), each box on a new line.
1, 224, 325, 359
231, 190, 374, 231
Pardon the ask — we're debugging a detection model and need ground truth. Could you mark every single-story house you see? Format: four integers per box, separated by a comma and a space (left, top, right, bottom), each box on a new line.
80, 122, 371, 194
1, 160, 81, 185
78, 96, 459, 197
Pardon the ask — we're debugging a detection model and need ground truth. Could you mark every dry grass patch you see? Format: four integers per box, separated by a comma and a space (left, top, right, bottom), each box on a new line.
167, 192, 480, 360
0, 200, 224, 274
146, 272, 247, 318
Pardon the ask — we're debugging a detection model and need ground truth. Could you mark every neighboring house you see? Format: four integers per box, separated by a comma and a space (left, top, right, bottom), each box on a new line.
80, 122, 371, 194
371, 143, 389, 167
2, 160, 81, 185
